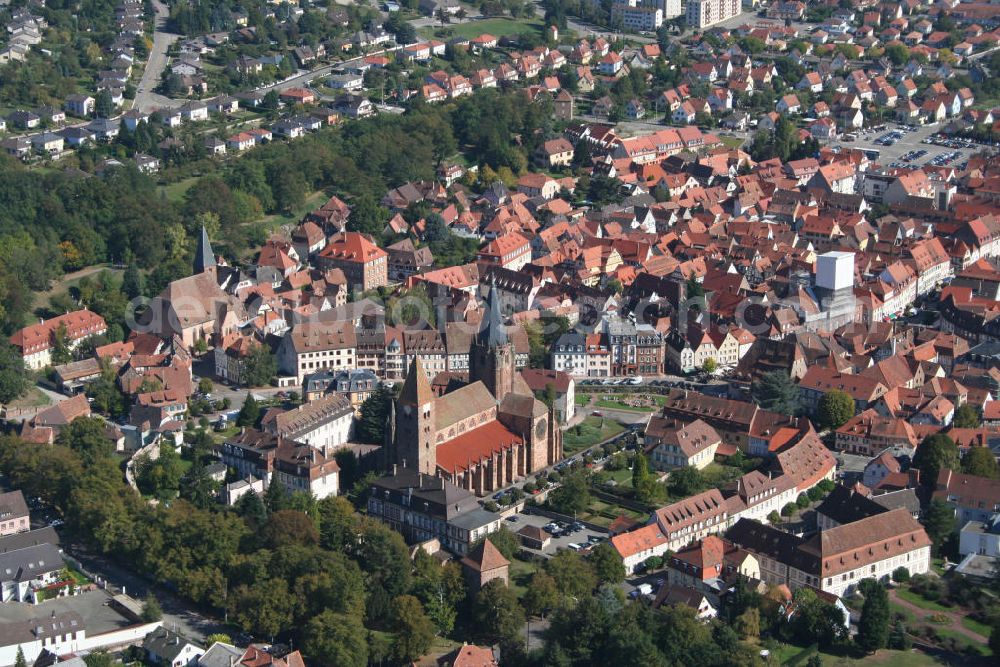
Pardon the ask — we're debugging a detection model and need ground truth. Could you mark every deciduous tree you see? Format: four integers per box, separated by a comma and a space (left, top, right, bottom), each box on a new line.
913, 433, 959, 483
389, 595, 434, 662
817, 389, 855, 430
587, 542, 626, 585
962, 446, 999, 479
472, 579, 524, 645
303, 610, 368, 667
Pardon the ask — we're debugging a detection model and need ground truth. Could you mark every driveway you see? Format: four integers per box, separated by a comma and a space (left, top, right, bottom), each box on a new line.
135, 0, 182, 112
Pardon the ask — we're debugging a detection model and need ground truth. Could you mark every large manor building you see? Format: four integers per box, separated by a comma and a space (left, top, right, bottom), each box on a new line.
385, 283, 563, 496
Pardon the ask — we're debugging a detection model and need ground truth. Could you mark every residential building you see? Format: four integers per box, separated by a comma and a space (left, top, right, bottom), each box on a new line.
10, 310, 107, 370
262, 393, 355, 454
520, 368, 575, 423
645, 418, 721, 470
959, 512, 1000, 558
933, 468, 1000, 524
0, 490, 29, 536
686, 0, 741, 29
277, 321, 358, 383
144, 628, 205, 667
728, 509, 931, 596
611, 3, 663, 32
316, 232, 388, 292
476, 233, 531, 271
367, 468, 504, 556
0, 542, 65, 602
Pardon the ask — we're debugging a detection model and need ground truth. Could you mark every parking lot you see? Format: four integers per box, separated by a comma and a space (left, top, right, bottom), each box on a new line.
836, 122, 990, 166
504, 511, 609, 558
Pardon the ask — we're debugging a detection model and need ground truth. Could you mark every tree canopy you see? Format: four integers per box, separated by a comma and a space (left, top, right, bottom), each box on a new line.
817, 390, 855, 430
751, 371, 799, 415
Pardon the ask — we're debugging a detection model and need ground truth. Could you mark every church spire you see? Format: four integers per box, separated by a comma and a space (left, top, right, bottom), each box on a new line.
475, 279, 508, 349
194, 225, 216, 274
399, 357, 433, 405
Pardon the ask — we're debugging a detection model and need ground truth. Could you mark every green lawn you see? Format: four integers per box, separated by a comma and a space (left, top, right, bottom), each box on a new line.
577, 497, 646, 528
889, 602, 917, 624
508, 557, 539, 599
419, 16, 543, 41
563, 417, 625, 454
160, 176, 200, 203
575, 393, 591, 406
959, 615, 992, 638
927, 626, 992, 656
719, 135, 745, 149
700, 462, 744, 487
65, 567, 90, 586
594, 396, 664, 412
896, 588, 953, 613
770, 642, 945, 666
248, 189, 329, 247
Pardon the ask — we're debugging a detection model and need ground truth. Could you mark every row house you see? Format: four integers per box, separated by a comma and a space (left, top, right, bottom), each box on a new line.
798, 366, 890, 416
834, 409, 918, 456
11, 310, 107, 370
728, 509, 931, 597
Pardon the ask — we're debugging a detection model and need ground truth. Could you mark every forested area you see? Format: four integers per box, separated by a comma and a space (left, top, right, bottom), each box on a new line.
0, 88, 555, 338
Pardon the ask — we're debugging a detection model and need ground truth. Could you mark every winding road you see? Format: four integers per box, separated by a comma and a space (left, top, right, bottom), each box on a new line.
134, 0, 182, 112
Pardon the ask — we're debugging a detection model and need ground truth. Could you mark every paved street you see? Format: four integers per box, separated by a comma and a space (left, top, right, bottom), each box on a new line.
135, 0, 182, 112
64, 546, 229, 643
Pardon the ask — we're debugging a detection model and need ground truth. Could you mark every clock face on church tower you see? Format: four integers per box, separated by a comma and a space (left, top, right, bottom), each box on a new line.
535, 419, 547, 439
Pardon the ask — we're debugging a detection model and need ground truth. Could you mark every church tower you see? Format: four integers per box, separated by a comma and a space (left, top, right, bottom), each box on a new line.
470, 281, 515, 403
394, 357, 436, 475
194, 225, 216, 275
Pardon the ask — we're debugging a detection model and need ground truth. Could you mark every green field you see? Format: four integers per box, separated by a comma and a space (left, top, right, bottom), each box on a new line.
563, 416, 625, 454
419, 16, 543, 41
